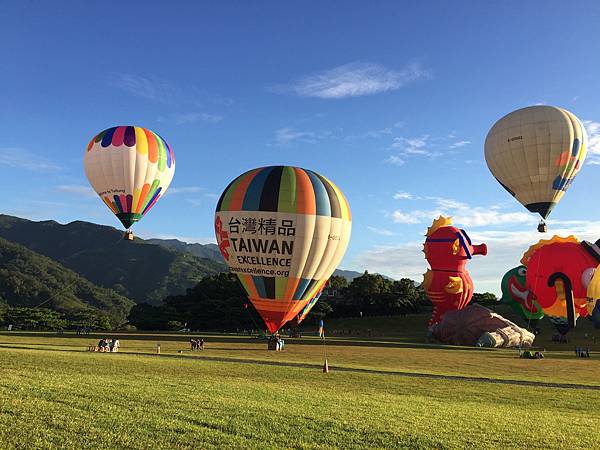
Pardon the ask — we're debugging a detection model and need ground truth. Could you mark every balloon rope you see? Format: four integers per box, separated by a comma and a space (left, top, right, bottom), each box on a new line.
243, 302, 262, 335
35, 231, 127, 310
33, 277, 82, 309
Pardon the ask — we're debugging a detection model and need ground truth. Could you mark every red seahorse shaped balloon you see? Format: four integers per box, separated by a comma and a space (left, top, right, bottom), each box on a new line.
422, 216, 487, 326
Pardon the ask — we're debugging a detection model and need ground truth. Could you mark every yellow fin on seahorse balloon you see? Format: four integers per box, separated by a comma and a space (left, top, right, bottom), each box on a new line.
445, 276, 463, 294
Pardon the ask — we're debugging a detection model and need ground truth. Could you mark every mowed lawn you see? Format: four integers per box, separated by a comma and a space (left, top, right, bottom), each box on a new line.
1, 331, 599, 449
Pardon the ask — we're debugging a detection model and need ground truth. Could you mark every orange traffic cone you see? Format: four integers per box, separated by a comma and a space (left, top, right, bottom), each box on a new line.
323, 359, 329, 373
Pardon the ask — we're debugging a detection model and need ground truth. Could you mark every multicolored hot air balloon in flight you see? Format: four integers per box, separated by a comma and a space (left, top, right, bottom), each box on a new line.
84, 126, 175, 238
485, 105, 587, 232
422, 216, 487, 326
215, 166, 352, 333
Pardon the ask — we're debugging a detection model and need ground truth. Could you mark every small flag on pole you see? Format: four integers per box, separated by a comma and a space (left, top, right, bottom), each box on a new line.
318, 319, 324, 338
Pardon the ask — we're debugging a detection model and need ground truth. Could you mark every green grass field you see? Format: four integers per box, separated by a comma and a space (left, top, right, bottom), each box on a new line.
1, 315, 599, 449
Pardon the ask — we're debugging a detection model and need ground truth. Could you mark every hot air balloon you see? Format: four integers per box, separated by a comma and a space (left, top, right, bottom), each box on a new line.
521, 236, 600, 334
485, 106, 587, 232
422, 216, 487, 326
499, 265, 544, 330
214, 166, 352, 333
84, 126, 175, 239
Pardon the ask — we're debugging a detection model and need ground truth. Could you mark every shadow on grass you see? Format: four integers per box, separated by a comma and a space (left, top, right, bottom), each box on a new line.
1, 343, 598, 391
0, 332, 501, 352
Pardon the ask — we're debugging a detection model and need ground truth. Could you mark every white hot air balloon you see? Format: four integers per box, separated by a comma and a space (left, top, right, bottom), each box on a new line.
485, 106, 587, 231
84, 126, 175, 239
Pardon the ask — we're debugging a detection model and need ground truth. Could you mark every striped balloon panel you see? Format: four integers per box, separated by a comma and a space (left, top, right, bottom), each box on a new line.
295, 286, 325, 324
485, 106, 587, 219
217, 166, 351, 220
84, 126, 175, 229
215, 166, 351, 332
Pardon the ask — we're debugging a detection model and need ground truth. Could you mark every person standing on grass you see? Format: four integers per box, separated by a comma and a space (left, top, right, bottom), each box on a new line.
200, 338, 204, 351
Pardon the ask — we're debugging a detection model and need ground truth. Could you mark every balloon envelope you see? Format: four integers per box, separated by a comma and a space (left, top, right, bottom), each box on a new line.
84, 126, 175, 229
499, 265, 544, 322
215, 166, 351, 333
485, 105, 587, 219
523, 237, 593, 324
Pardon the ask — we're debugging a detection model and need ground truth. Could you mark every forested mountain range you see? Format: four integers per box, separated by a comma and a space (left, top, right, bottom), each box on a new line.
0, 215, 226, 305
0, 237, 133, 325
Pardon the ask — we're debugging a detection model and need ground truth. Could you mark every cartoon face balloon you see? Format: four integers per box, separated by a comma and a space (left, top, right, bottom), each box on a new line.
215, 166, 352, 333
522, 236, 595, 323
84, 126, 175, 229
485, 106, 587, 220
499, 265, 544, 322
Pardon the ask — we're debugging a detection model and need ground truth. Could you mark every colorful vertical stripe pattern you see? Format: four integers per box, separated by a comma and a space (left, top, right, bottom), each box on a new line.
84, 126, 175, 229
216, 166, 351, 220
87, 126, 174, 169
216, 166, 351, 332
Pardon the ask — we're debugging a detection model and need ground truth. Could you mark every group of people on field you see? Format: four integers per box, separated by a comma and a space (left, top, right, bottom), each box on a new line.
268, 333, 285, 351
96, 338, 119, 352
190, 338, 204, 351
575, 347, 591, 358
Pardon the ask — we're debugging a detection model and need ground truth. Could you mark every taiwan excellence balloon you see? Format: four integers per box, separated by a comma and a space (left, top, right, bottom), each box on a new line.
485, 105, 587, 231
84, 126, 175, 238
215, 166, 352, 333
292, 283, 326, 326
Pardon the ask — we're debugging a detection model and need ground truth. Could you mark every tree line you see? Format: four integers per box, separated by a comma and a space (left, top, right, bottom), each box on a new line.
127, 272, 439, 331
1, 271, 498, 332
0, 304, 113, 331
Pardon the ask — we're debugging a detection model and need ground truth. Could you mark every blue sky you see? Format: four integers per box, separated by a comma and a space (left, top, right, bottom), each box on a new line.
2, 1, 600, 293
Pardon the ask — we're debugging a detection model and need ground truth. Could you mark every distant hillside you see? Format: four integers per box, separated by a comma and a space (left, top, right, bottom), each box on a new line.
333, 269, 395, 281
333, 269, 363, 281
144, 238, 391, 282
146, 238, 224, 262
0, 215, 226, 305
0, 237, 134, 325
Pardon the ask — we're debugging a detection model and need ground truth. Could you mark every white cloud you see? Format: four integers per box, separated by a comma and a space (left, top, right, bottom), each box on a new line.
186, 199, 203, 207
271, 62, 429, 99
108, 73, 232, 109
347, 122, 405, 140
354, 221, 600, 294
389, 197, 535, 228
391, 210, 423, 224
393, 191, 414, 200
385, 155, 405, 166
109, 73, 165, 101
170, 112, 223, 124
0, 148, 61, 172
367, 226, 396, 236
353, 242, 426, 282
386, 135, 443, 163
385, 132, 471, 165
272, 127, 333, 146
56, 184, 96, 198
583, 120, 600, 164
450, 140, 471, 149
